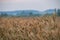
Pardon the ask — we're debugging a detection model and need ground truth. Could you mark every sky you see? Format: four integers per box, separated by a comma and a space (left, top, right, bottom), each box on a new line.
0, 0, 60, 11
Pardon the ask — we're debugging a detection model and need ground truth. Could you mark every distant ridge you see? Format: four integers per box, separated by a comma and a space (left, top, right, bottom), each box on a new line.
0, 9, 60, 17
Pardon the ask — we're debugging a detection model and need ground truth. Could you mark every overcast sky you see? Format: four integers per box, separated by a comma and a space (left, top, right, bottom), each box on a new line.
0, 0, 60, 11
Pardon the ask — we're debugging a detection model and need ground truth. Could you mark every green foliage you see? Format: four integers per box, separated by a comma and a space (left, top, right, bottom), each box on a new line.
0, 13, 8, 17
57, 9, 60, 16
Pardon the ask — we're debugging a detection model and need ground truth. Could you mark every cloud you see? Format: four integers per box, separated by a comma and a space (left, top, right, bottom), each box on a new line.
0, 0, 36, 3
0, 0, 60, 11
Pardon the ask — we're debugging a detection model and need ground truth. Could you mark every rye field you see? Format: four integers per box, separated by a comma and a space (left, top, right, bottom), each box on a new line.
0, 15, 60, 40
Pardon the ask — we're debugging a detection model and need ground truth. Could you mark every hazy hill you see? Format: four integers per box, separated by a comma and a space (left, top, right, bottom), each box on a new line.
0, 9, 60, 17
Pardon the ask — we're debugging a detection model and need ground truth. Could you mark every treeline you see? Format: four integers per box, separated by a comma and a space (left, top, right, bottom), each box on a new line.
0, 12, 41, 17
0, 13, 8, 17
0, 9, 60, 17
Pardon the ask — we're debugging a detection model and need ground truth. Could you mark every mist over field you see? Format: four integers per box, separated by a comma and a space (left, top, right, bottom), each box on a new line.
0, 9, 60, 17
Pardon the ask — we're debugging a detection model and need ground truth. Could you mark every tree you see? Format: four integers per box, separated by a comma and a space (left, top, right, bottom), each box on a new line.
0, 12, 8, 17
57, 9, 60, 16
29, 12, 33, 16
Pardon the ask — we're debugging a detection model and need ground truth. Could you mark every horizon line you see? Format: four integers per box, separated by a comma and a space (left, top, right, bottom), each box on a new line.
0, 8, 60, 12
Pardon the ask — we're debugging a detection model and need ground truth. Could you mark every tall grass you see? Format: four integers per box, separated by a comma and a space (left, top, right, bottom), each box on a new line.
0, 14, 60, 40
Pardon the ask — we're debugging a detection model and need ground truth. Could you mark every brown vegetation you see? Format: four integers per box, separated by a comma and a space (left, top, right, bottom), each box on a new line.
0, 16, 60, 40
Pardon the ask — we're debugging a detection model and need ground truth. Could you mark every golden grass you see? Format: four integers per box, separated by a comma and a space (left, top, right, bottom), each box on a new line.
0, 16, 60, 40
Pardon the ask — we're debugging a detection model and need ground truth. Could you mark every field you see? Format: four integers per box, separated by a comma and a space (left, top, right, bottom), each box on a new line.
0, 15, 60, 40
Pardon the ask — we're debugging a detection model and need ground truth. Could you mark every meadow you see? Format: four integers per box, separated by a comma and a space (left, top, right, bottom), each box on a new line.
0, 15, 60, 40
